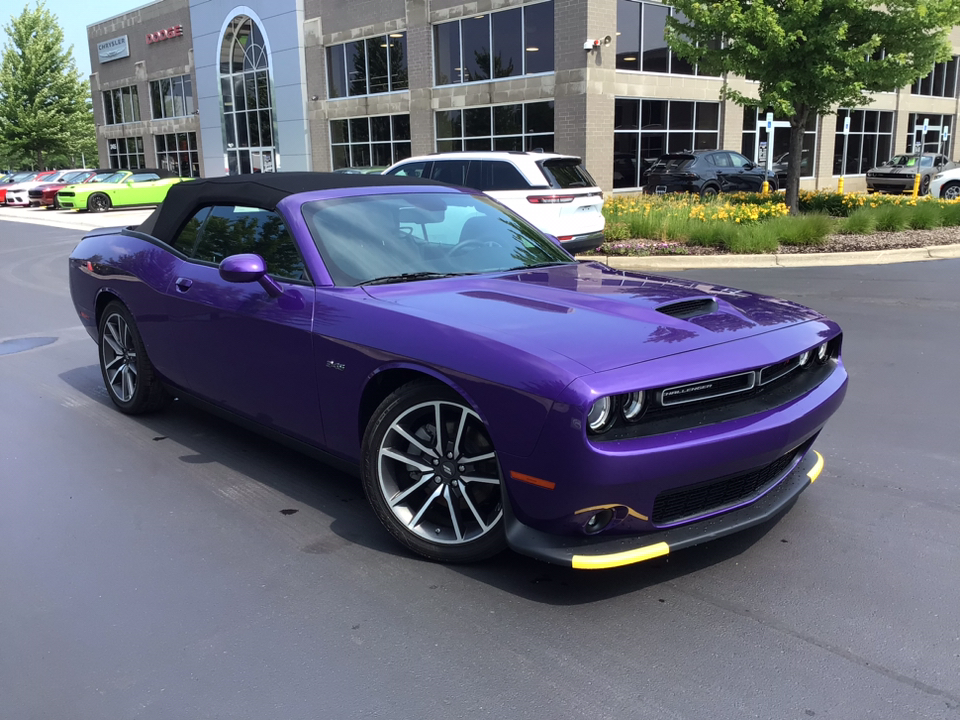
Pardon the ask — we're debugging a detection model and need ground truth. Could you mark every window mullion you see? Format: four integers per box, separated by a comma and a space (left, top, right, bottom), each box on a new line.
459, 20, 464, 84
386, 35, 393, 92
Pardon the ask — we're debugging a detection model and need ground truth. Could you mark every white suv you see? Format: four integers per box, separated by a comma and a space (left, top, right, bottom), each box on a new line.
383, 152, 605, 254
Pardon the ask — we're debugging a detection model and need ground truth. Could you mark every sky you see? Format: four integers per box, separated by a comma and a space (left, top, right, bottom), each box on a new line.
3, 0, 154, 78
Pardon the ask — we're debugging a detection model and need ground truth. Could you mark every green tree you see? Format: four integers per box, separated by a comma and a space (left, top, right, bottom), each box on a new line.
665, 0, 960, 212
0, 2, 94, 169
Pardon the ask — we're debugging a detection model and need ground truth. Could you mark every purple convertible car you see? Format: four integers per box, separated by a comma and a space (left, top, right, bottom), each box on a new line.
69, 173, 847, 569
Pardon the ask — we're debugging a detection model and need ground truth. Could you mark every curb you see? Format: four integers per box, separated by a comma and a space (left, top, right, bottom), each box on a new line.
579, 243, 960, 270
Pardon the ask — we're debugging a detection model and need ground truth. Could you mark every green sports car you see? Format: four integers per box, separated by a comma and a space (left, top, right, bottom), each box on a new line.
57, 169, 186, 212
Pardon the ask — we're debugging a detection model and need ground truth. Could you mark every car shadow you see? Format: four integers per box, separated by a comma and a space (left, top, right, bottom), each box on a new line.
60, 363, 797, 605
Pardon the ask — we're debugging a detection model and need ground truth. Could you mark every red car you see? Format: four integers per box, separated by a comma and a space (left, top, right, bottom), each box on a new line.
29, 169, 111, 209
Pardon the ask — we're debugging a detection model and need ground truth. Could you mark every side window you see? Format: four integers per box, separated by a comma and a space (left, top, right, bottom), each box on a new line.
389, 161, 431, 177
727, 153, 749, 169
483, 161, 530, 191
129, 173, 160, 182
193, 205, 309, 282
709, 153, 731, 168
430, 160, 469, 186
172, 206, 212, 253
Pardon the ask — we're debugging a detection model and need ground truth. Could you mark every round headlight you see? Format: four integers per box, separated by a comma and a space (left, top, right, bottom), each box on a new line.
798, 349, 812, 366
816, 342, 829, 363
621, 391, 645, 421
587, 397, 613, 432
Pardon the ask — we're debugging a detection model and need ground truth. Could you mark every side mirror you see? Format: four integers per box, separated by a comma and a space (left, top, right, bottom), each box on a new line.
743, 162, 755, 170
219, 253, 283, 297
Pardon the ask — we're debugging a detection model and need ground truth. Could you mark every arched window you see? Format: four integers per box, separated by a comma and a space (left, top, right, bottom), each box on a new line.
219, 16, 276, 173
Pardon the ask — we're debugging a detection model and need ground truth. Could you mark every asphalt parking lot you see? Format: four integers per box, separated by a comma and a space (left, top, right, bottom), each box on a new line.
1, 216, 958, 719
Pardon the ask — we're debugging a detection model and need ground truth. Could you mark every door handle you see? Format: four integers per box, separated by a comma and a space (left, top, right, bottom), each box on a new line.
175, 277, 193, 292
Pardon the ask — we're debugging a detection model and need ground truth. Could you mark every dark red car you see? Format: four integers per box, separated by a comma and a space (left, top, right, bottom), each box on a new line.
30, 169, 111, 209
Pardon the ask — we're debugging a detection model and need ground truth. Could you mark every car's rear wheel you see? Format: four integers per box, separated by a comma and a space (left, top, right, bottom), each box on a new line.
941, 182, 960, 200
361, 380, 506, 563
700, 184, 719, 199
88, 193, 111, 212
98, 301, 171, 414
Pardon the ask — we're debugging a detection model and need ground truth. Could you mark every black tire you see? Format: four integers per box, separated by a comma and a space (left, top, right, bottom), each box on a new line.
920, 174, 931, 196
700, 184, 719, 199
941, 182, 960, 201
361, 380, 506, 563
88, 193, 111, 212
98, 301, 171, 414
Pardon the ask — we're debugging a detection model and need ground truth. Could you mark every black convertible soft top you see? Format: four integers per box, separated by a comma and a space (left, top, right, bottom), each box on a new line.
136, 171, 442, 240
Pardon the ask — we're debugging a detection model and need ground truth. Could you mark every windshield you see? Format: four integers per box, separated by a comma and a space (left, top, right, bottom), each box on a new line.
59, 171, 89, 184
87, 172, 118, 183
888, 155, 933, 168
302, 192, 574, 287
100, 173, 127, 184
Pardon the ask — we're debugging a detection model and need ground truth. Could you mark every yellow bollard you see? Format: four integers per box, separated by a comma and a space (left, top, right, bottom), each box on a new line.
837, 177, 844, 194
911, 173, 921, 198
761, 180, 769, 195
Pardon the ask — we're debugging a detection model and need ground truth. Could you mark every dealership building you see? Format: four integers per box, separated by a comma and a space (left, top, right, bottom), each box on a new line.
87, 0, 960, 191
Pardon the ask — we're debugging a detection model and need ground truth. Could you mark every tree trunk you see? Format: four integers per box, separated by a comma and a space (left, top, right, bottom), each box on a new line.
785, 105, 810, 215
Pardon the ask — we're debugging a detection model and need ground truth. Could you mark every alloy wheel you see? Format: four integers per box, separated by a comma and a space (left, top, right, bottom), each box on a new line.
100, 313, 138, 403
376, 400, 502, 545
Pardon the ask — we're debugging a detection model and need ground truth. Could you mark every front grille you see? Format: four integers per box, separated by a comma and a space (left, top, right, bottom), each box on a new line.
28, 190, 44, 199
759, 356, 800, 385
59, 192, 75, 198
651, 450, 799, 525
660, 372, 755, 406
657, 297, 718, 320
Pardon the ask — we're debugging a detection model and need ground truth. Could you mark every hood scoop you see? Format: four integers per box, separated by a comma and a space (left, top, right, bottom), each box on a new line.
656, 297, 718, 320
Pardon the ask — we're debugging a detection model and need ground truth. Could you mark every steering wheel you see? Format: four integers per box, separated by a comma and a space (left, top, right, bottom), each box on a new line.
449, 239, 504, 257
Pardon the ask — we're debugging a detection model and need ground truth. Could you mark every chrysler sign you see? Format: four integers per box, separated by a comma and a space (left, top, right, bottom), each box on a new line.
146, 25, 184, 44
97, 35, 129, 63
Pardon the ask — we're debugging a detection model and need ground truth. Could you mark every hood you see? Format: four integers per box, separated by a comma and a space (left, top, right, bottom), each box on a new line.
363, 262, 823, 373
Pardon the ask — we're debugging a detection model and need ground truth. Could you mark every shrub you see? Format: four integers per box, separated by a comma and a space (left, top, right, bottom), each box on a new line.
873, 204, 909, 232
686, 222, 739, 249
768, 213, 834, 246
836, 208, 876, 235
604, 222, 630, 242
727, 226, 779, 254
940, 202, 960, 227
907, 202, 942, 230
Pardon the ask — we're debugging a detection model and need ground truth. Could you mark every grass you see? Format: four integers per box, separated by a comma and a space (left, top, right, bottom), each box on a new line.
873, 204, 909, 232
836, 208, 876, 235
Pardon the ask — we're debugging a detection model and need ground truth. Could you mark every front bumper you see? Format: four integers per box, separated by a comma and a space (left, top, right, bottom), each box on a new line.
505, 449, 823, 569
866, 177, 914, 194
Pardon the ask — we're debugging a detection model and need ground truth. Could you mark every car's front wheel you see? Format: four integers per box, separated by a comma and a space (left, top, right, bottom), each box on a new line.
88, 193, 111, 212
98, 301, 171, 414
941, 181, 960, 200
361, 380, 506, 562
920, 174, 932, 196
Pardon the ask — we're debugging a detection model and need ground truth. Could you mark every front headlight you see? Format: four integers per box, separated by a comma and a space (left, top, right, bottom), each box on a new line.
621, 391, 645, 421
816, 341, 829, 363
798, 349, 812, 366
587, 397, 613, 432
934, 173, 944, 180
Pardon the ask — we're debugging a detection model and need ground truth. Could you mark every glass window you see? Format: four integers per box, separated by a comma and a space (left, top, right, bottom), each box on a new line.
328, 45, 347, 98
616, 0, 641, 71
104, 85, 140, 124
366, 37, 390, 94
462, 15, 491, 81
431, 102, 553, 153
524, 2, 554, 74
346, 40, 366, 96
613, 98, 720, 188
912, 57, 960, 97
434, 2, 554, 85
833, 109, 896, 175
641, 4, 669, 74
192, 205, 307, 281
107, 135, 146, 169
492, 8, 522, 79
483, 161, 530, 190
172, 207, 211, 253
329, 114, 414, 170
390, 33, 408, 90
220, 16, 276, 174
155, 132, 201, 177
617, 0, 715, 76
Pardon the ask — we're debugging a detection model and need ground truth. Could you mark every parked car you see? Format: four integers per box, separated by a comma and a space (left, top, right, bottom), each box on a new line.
865, 153, 951, 195
2, 170, 61, 206
384, 151, 605, 254
57, 169, 183, 212
68, 172, 847, 568
644, 150, 778, 197
771, 150, 812, 185
30, 169, 112, 209
5, 169, 87, 206
929, 165, 960, 200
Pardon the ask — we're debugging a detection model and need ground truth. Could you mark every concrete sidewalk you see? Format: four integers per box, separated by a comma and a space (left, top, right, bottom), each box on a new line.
0, 206, 153, 232
3, 204, 959, 268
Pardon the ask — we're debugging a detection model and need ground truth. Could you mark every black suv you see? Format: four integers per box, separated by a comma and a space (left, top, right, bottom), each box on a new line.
644, 150, 778, 197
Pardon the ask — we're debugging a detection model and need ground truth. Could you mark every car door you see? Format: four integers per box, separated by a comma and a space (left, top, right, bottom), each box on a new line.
161, 204, 323, 444
726, 151, 766, 191
114, 172, 164, 206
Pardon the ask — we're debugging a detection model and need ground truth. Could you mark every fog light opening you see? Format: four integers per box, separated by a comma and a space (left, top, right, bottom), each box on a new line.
584, 508, 615, 535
